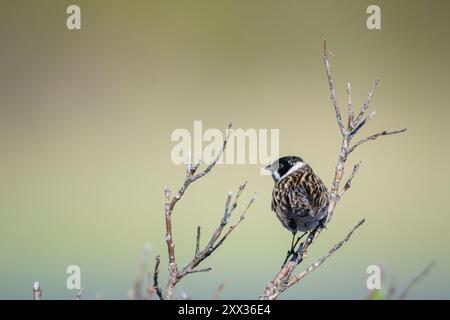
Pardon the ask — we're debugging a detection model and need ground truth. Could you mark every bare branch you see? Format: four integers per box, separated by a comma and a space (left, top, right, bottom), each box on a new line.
212, 193, 256, 251
353, 80, 379, 127
177, 186, 255, 278
185, 150, 192, 179
164, 188, 175, 265
339, 161, 362, 199
348, 128, 407, 154
287, 219, 365, 289
190, 123, 232, 183
153, 255, 163, 300
398, 261, 435, 300
32, 281, 42, 300
186, 267, 213, 275
323, 40, 346, 136
205, 191, 235, 252
161, 123, 255, 299
259, 40, 406, 300
347, 82, 354, 129
165, 123, 232, 221
349, 111, 376, 138
229, 181, 248, 214
195, 226, 201, 256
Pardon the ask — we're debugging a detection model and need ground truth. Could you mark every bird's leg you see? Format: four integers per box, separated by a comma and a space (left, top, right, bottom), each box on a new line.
319, 216, 328, 229
290, 232, 296, 252
281, 232, 296, 267
281, 232, 307, 267
293, 232, 307, 251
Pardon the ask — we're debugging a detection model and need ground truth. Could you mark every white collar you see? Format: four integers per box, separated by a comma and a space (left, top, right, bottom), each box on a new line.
276, 161, 306, 182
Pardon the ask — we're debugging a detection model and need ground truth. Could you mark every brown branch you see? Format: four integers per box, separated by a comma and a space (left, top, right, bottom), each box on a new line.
176, 186, 255, 279
398, 261, 435, 300
153, 255, 163, 300
346, 82, 354, 129
186, 267, 213, 274
164, 188, 175, 265
195, 226, 201, 256
259, 39, 406, 300
339, 161, 362, 199
162, 123, 255, 299
323, 40, 346, 136
348, 128, 407, 154
349, 111, 376, 138
212, 193, 256, 251
287, 219, 365, 290
353, 80, 379, 127
32, 281, 42, 300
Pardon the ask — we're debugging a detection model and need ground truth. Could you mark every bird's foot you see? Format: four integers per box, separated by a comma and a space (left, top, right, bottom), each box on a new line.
319, 216, 328, 229
281, 232, 308, 268
281, 248, 299, 268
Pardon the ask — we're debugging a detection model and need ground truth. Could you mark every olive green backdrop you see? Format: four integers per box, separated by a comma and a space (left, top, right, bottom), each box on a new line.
1, 0, 449, 299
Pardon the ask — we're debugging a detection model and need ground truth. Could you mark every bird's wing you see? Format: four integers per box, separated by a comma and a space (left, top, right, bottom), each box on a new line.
287, 169, 329, 218
271, 187, 291, 228
288, 187, 312, 217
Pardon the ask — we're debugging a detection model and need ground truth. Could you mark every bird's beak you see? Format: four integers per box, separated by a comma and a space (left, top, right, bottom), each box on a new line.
264, 164, 272, 171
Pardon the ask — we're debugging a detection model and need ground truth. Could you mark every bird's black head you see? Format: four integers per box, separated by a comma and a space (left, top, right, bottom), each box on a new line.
265, 156, 305, 182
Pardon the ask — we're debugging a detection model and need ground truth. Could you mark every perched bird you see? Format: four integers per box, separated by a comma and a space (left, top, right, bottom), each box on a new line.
265, 156, 329, 257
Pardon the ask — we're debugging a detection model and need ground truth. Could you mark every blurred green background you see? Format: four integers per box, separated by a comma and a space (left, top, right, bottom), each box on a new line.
1, 0, 449, 299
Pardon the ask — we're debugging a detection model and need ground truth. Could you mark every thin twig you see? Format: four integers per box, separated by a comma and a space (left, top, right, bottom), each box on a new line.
162, 123, 255, 299
339, 161, 362, 199
190, 123, 233, 183
398, 261, 435, 300
153, 255, 163, 300
348, 128, 407, 154
347, 82, 354, 129
350, 111, 376, 138
287, 219, 365, 289
212, 194, 256, 250
259, 39, 406, 300
353, 80, 379, 127
177, 186, 255, 277
186, 267, 213, 274
195, 226, 201, 256
323, 40, 346, 136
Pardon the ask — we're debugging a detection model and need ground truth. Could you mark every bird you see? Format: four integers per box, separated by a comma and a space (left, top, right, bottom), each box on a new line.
265, 156, 329, 261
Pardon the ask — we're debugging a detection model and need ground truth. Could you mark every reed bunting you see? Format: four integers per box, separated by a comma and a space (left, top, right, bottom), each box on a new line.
265, 156, 329, 258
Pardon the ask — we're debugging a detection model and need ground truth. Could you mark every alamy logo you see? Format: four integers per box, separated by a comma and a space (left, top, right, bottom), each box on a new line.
66, 5, 81, 30
366, 5, 381, 30
66, 265, 82, 290
171, 121, 279, 174
366, 265, 382, 290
